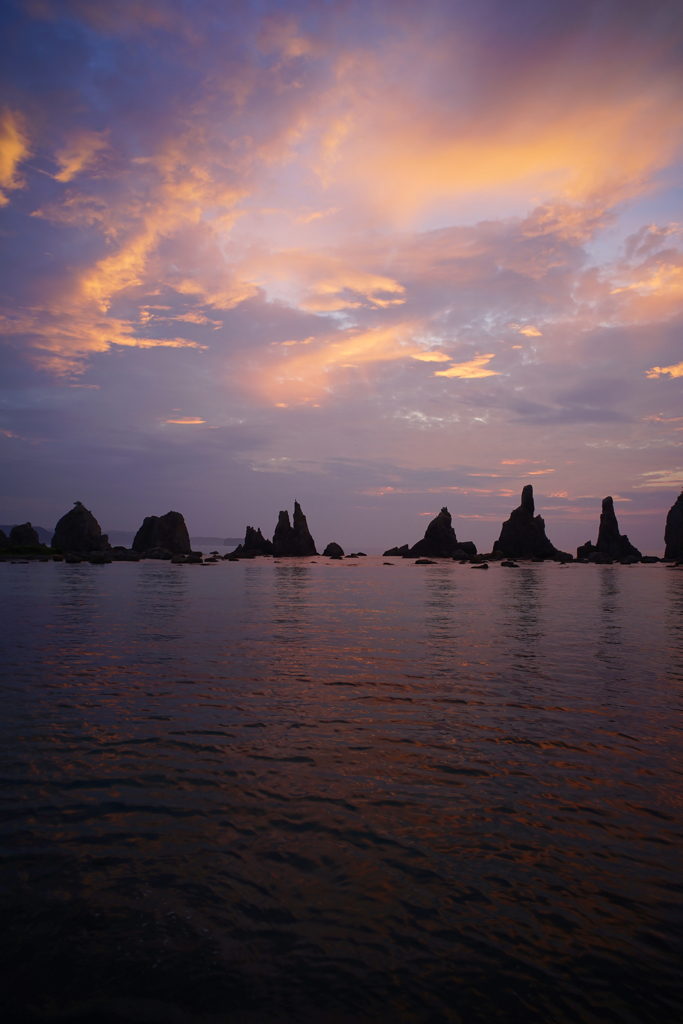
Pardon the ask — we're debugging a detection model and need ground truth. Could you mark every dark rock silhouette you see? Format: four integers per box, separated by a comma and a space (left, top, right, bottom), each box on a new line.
111, 547, 141, 562
384, 508, 476, 559
143, 547, 174, 560
272, 501, 317, 556
383, 544, 410, 556
9, 523, 40, 545
410, 507, 460, 558
576, 540, 596, 560
323, 542, 344, 557
664, 490, 683, 560
0, 530, 8, 548
132, 511, 191, 554
595, 497, 641, 560
493, 485, 558, 559
52, 502, 110, 553
231, 525, 274, 557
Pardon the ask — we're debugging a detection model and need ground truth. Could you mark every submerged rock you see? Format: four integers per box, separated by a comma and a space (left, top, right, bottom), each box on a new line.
52, 501, 110, 553
9, 523, 40, 546
595, 497, 642, 560
231, 525, 274, 557
323, 542, 345, 557
133, 511, 191, 554
664, 490, 683, 560
493, 485, 558, 560
272, 501, 317, 556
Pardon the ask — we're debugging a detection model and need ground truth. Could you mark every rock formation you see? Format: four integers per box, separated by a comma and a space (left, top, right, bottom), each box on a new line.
231, 525, 274, 557
383, 508, 477, 558
52, 502, 111, 553
272, 501, 317, 556
594, 497, 641, 560
9, 523, 40, 545
664, 490, 683, 560
132, 511, 191, 554
493, 485, 559, 559
323, 542, 344, 557
0, 530, 8, 548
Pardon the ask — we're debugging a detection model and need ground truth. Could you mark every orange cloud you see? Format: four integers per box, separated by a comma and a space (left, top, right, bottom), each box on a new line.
434, 354, 499, 379
645, 361, 683, 379
53, 130, 109, 182
164, 417, 206, 424
0, 108, 30, 205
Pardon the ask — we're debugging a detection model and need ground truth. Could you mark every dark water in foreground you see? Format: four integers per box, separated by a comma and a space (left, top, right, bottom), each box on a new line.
1, 557, 682, 1024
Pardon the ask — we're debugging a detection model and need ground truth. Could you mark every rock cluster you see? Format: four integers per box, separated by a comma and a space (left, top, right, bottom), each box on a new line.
577, 497, 642, 561
231, 525, 274, 557
664, 490, 683, 560
0, 530, 7, 548
323, 542, 344, 557
9, 523, 40, 545
133, 511, 191, 554
383, 507, 477, 558
493, 485, 562, 560
52, 502, 111, 553
272, 501, 317, 556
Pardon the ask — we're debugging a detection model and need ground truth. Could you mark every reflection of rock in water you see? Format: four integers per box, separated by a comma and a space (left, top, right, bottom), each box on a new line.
500, 566, 546, 663
596, 567, 625, 674
423, 567, 459, 650
133, 564, 189, 645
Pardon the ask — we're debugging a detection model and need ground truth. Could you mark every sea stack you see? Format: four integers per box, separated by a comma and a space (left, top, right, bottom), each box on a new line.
132, 511, 191, 554
664, 490, 683, 560
272, 501, 317, 556
594, 497, 641, 560
493, 485, 558, 560
231, 526, 274, 557
9, 523, 40, 546
383, 507, 476, 558
52, 501, 111, 553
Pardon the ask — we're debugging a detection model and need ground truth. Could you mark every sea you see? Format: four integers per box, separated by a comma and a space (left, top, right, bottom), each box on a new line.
1, 556, 682, 1024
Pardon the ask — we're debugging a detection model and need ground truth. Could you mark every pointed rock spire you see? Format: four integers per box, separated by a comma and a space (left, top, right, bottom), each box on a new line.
493, 484, 558, 559
595, 497, 641, 560
272, 501, 317, 556
664, 490, 683, 560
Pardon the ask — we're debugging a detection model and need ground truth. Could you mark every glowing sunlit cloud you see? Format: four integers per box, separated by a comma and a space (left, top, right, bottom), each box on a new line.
434, 354, 499, 378
53, 130, 109, 182
636, 469, 683, 488
0, 108, 30, 205
412, 351, 451, 362
518, 326, 542, 337
645, 361, 683, 379
164, 417, 206, 424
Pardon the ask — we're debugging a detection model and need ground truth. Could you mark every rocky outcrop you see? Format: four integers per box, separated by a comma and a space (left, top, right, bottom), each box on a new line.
595, 497, 641, 560
410, 507, 460, 558
0, 530, 8, 548
231, 525, 274, 557
9, 523, 40, 545
493, 485, 558, 559
383, 508, 477, 559
323, 542, 344, 557
664, 490, 683, 560
52, 502, 110, 553
132, 511, 191, 554
576, 540, 596, 560
272, 501, 317, 556
111, 547, 141, 562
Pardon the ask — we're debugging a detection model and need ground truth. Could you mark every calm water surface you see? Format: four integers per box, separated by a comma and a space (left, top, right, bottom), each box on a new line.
1, 558, 682, 1024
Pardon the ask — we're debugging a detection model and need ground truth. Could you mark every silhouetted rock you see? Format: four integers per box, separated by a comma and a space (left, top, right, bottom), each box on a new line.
111, 547, 141, 562
132, 511, 191, 554
9, 523, 40, 546
231, 525, 274, 557
323, 542, 344, 557
52, 502, 110, 553
144, 547, 174, 560
383, 544, 410, 556
595, 497, 641, 560
577, 540, 596, 560
89, 551, 111, 564
664, 490, 683, 560
453, 542, 477, 558
0, 530, 8, 548
493, 485, 558, 560
410, 507, 461, 557
272, 501, 317, 556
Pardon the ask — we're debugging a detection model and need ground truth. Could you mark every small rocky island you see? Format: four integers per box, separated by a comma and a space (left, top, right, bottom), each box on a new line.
384, 507, 476, 558
664, 490, 683, 560
577, 497, 642, 563
492, 485, 570, 560
272, 501, 317, 556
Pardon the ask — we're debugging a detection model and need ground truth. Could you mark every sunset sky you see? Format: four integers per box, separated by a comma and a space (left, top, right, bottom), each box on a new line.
1, 0, 683, 552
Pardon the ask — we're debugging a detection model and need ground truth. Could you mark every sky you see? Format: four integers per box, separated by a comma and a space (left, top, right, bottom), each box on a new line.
1, 0, 683, 554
